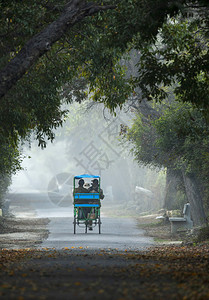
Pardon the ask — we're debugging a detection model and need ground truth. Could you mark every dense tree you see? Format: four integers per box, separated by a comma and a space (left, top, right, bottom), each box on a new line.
133, 17, 209, 116
1, 0, 209, 148
0, 0, 209, 215
0, 0, 116, 99
0, 138, 22, 210
122, 7, 209, 225
0, 0, 174, 197
126, 101, 208, 225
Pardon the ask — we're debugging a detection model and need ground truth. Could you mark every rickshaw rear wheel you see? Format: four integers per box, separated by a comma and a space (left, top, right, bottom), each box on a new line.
74, 217, 76, 234
98, 216, 101, 234
85, 221, 88, 234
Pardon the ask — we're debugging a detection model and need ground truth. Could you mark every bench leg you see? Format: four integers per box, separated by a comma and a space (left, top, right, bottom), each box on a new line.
171, 221, 193, 234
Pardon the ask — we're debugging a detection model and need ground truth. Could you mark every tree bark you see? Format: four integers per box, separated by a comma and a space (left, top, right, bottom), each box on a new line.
182, 170, 207, 226
0, 0, 115, 100
163, 168, 181, 210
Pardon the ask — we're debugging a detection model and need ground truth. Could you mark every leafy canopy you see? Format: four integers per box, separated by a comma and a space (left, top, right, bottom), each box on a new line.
0, 0, 208, 177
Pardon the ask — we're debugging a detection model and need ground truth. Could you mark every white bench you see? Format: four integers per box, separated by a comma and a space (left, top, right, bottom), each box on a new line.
169, 203, 193, 234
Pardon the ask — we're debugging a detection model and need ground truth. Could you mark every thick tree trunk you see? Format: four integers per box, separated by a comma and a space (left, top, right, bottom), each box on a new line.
163, 168, 181, 210
0, 0, 114, 100
182, 171, 207, 226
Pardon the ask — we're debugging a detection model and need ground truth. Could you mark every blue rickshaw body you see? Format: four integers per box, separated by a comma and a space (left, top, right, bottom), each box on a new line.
73, 174, 102, 234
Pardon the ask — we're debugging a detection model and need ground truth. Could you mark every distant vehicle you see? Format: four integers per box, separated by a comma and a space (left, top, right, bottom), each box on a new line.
73, 174, 102, 234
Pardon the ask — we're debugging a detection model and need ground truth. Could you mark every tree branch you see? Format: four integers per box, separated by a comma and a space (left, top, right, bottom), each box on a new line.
0, 0, 115, 100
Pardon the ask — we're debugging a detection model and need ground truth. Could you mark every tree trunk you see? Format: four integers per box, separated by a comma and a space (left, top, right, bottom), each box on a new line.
182, 171, 207, 226
0, 0, 114, 100
163, 168, 180, 210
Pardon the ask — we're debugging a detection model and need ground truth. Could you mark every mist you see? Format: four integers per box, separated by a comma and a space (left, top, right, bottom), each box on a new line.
9, 101, 165, 215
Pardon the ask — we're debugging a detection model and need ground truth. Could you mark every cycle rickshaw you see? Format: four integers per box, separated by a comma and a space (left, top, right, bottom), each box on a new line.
73, 174, 102, 234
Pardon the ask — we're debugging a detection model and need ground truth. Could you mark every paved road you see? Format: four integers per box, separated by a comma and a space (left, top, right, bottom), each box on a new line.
35, 197, 153, 250
7, 192, 154, 251
39, 215, 153, 250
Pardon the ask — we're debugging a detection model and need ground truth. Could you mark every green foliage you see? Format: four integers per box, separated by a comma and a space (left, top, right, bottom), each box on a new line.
133, 19, 209, 113
0, 1, 73, 150
153, 102, 209, 174
128, 101, 209, 173
0, 0, 209, 197
1, 1, 209, 148
0, 1, 69, 198
0, 136, 22, 207
0, 0, 65, 67
127, 115, 161, 168
127, 100, 209, 212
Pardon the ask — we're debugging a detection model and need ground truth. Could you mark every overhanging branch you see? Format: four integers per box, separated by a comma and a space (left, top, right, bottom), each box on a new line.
0, 0, 115, 100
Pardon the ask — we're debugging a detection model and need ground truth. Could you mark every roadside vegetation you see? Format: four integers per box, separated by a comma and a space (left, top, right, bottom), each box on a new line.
0, 0, 209, 242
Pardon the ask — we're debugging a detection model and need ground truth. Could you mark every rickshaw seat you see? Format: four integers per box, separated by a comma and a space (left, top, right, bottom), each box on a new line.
74, 193, 100, 204
74, 204, 100, 207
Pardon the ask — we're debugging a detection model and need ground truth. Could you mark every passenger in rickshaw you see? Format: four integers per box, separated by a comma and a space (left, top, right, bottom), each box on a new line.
74, 179, 88, 193
88, 179, 105, 200
74, 179, 90, 222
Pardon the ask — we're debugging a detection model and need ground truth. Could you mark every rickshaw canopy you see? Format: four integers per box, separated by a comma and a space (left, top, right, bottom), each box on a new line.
74, 174, 100, 179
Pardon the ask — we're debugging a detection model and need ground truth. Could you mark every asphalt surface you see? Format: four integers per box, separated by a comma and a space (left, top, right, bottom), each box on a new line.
7, 192, 154, 251
39, 216, 153, 250
4, 193, 209, 300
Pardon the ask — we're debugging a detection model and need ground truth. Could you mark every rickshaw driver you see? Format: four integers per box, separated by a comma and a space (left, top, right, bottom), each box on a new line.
88, 179, 105, 200
87, 179, 104, 231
